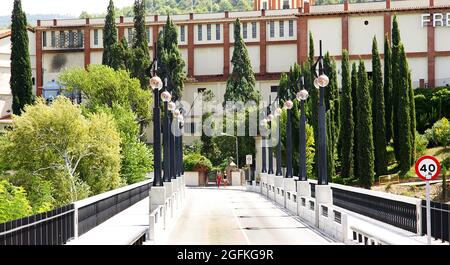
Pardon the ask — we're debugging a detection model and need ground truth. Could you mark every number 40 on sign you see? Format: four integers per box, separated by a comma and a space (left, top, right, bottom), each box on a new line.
415, 156, 441, 181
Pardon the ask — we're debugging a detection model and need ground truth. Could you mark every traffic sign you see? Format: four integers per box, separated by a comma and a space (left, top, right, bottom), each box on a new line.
415, 156, 441, 181
415, 155, 441, 245
246, 155, 253, 165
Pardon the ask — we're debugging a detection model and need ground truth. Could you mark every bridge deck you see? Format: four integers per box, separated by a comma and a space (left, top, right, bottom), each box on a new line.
161, 187, 336, 245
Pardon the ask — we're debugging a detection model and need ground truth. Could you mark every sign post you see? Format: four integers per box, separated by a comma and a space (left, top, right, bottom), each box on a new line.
415, 156, 441, 245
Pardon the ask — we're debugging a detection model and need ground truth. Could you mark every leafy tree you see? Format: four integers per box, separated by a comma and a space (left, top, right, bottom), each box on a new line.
0, 179, 32, 223
356, 61, 375, 188
397, 44, 413, 173
372, 36, 387, 176
157, 16, 186, 102
111, 37, 133, 71
384, 34, 393, 143
351, 62, 359, 182
339, 50, 354, 181
425, 118, 450, 148
3, 97, 123, 208
224, 19, 260, 103
103, 0, 118, 67
392, 15, 401, 160
10, 0, 33, 115
130, 0, 151, 88
59, 65, 152, 124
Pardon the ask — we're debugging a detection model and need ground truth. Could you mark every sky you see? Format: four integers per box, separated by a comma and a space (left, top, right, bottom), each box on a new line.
0, 0, 135, 16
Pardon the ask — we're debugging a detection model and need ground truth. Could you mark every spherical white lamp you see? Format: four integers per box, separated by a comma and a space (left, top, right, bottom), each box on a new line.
168, 102, 177, 111
296, 89, 309, 101
318, 74, 329, 87
274, 107, 283, 117
150, 76, 163, 90
284, 100, 294, 110
161, 91, 172, 102
267, 114, 275, 122
173, 109, 181, 117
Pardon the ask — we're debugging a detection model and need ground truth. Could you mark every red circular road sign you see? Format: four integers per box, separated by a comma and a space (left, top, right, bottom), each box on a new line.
415, 156, 441, 181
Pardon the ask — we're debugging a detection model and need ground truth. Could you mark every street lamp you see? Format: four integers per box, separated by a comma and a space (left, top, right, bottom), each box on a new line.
150, 51, 163, 187
312, 40, 329, 185
267, 96, 275, 175
284, 98, 294, 178
274, 105, 283, 176
220, 132, 239, 169
161, 85, 172, 183
168, 101, 177, 180
296, 77, 309, 181
261, 117, 268, 174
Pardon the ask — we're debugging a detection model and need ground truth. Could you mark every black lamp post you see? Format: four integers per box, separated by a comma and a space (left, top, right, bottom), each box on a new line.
169, 107, 176, 180
274, 100, 283, 176
261, 112, 267, 174
161, 87, 173, 183
284, 98, 294, 178
312, 40, 330, 185
296, 76, 309, 181
267, 96, 274, 175
149, 50, 163, 187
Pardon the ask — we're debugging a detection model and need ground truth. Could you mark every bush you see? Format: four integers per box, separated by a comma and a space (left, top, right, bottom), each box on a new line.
415, 132, 429, 159
0, 179, 32, 223
414, 87, 450, 133
184, 153, 213, 172
425, 117, 450, 147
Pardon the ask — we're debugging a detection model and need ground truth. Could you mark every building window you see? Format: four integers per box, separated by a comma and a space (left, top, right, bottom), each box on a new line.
271, 86, 278, 93
215, 24, 220, 40
197, 87, 206, 93
51, 31, 56, 47
263, 2, 267, 10
146, 27, 151, 43
243, 22, 247, 39
269, 21, 275, 38
252, 22, 257, 38
279, 21, 284, 38
198, 25, 202, 41
207, 24, 211, 41
94, 29, 99, 45
128, 28, 133, 42
185, 122, 196, 134
59, 31, 65, 48
180, 25, 185, 42
289, 20, 294, 37
283, 0, 289, 9
42, 31, 47, 47
77, 30, 83, 47
69, 31, 74, 47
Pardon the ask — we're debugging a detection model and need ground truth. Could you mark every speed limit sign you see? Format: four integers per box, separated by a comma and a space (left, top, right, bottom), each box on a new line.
415, 155, 441, 245
415, 156, 441, 181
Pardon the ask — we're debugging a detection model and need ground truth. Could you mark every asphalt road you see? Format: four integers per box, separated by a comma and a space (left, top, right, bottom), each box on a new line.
162, 186, 334, 245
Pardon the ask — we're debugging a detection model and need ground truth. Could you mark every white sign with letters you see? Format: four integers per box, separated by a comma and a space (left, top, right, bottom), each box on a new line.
421, 13, 450, 27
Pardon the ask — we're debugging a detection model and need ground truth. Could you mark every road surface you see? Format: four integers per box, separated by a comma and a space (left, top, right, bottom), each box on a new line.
162, 186, 334, 245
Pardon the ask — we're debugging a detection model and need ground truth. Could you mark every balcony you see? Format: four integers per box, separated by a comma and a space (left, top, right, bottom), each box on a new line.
47, 32, 84, 50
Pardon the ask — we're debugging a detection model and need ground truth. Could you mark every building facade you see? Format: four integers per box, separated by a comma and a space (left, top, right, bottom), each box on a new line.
10, 0, 450, 142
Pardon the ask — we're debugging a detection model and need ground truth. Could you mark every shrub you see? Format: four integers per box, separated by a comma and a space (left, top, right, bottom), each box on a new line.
425, 118, 450, 147
0, 179, 32, 223
415, 132, 429, 159
184, 153, 213, 172
414, 87, 450, 133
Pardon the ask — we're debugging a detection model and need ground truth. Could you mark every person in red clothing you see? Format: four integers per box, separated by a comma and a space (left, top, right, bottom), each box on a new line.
216, 171, 223, 189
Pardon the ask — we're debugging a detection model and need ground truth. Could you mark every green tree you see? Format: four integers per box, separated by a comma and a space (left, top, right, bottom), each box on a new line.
3, 97, 123, 208
384, 34, 393, 143
111, 37, 133, 71
102, 0, 118, 67
408, 70, 416, 165
392, 15, 401, 161
59, 65, 152, 124
372, 36, 387, 176
224, 19, 260, 103
0, 179, 32, 223
339, 50, 354, 181
397, 44, 413, 173
10, 0, 33, 115
351, 62, 359, 183
131, 0, 151, 88
157, 16, 186, 102
356, 61, 375, 188
308, 32, 319, 178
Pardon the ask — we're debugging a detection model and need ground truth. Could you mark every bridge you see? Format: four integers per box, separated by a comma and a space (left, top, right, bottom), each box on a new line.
1, 172, 448, 246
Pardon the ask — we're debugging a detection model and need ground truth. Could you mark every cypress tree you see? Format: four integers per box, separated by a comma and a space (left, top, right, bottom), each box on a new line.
340, 50, 354, 181
397, 44, 412, 173
384, 34, 393, 143
308, 32, 319, 178
309, 31, 315, 65
408, 70, 416, 164
102, 0, 117, 67
10, 0, 33, 115
157, 16, 186, 102
131, 0, 151, 88
224, 19, 260, 103
351, 62, 358, 183
392, 15, 401, 160
111, 37, 132, 71
356, 60, 375, 188
372, 36, 387, 176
